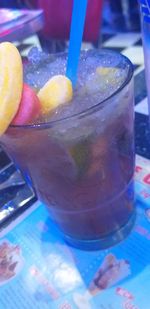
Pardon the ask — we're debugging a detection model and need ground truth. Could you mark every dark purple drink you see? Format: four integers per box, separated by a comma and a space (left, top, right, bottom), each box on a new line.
1, 50, 135, 249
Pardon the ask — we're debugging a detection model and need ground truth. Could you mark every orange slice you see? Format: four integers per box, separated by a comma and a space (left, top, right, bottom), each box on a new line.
38, 75, 73, 114
0, 42, 23, 135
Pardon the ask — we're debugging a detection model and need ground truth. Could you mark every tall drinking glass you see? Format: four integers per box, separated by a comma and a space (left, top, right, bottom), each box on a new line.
0, 50, 135, 250
139, 0, 150, 121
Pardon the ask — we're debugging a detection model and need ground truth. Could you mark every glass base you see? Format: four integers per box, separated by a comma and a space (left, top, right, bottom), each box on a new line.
64, 211, 136, 251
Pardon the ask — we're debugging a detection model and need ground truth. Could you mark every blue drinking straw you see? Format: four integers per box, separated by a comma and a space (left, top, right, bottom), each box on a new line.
66, 0, 88, 86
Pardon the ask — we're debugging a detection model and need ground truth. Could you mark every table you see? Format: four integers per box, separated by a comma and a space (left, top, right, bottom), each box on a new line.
0, 8, 44, 42
0, 32, 150, 309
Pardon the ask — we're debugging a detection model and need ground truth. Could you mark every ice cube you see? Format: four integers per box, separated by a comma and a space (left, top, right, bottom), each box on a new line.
28, 47, 49, 65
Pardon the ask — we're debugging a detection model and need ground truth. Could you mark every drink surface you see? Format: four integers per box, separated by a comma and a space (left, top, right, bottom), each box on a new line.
25, 48, 131, 123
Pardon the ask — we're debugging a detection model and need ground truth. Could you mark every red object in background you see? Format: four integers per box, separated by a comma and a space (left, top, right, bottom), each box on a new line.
36, 0, 103, 42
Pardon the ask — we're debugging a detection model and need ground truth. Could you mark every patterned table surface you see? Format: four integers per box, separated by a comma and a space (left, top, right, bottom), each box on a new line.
0, 31, 150, 229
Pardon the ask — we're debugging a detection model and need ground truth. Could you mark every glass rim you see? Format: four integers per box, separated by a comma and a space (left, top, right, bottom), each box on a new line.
10, 49, 134, 131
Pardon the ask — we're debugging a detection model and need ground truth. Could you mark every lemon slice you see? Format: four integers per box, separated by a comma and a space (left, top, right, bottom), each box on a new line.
38, 75, 73, 114
0, 42, 23, 135
96, 66, 120, 89
96, 67, 119, 76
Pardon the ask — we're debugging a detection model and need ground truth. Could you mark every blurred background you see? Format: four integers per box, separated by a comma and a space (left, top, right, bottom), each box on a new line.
0, 0, 141, 53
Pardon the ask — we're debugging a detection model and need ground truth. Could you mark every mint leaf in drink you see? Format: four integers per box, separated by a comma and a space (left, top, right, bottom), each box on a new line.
70, 139, 90, 177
